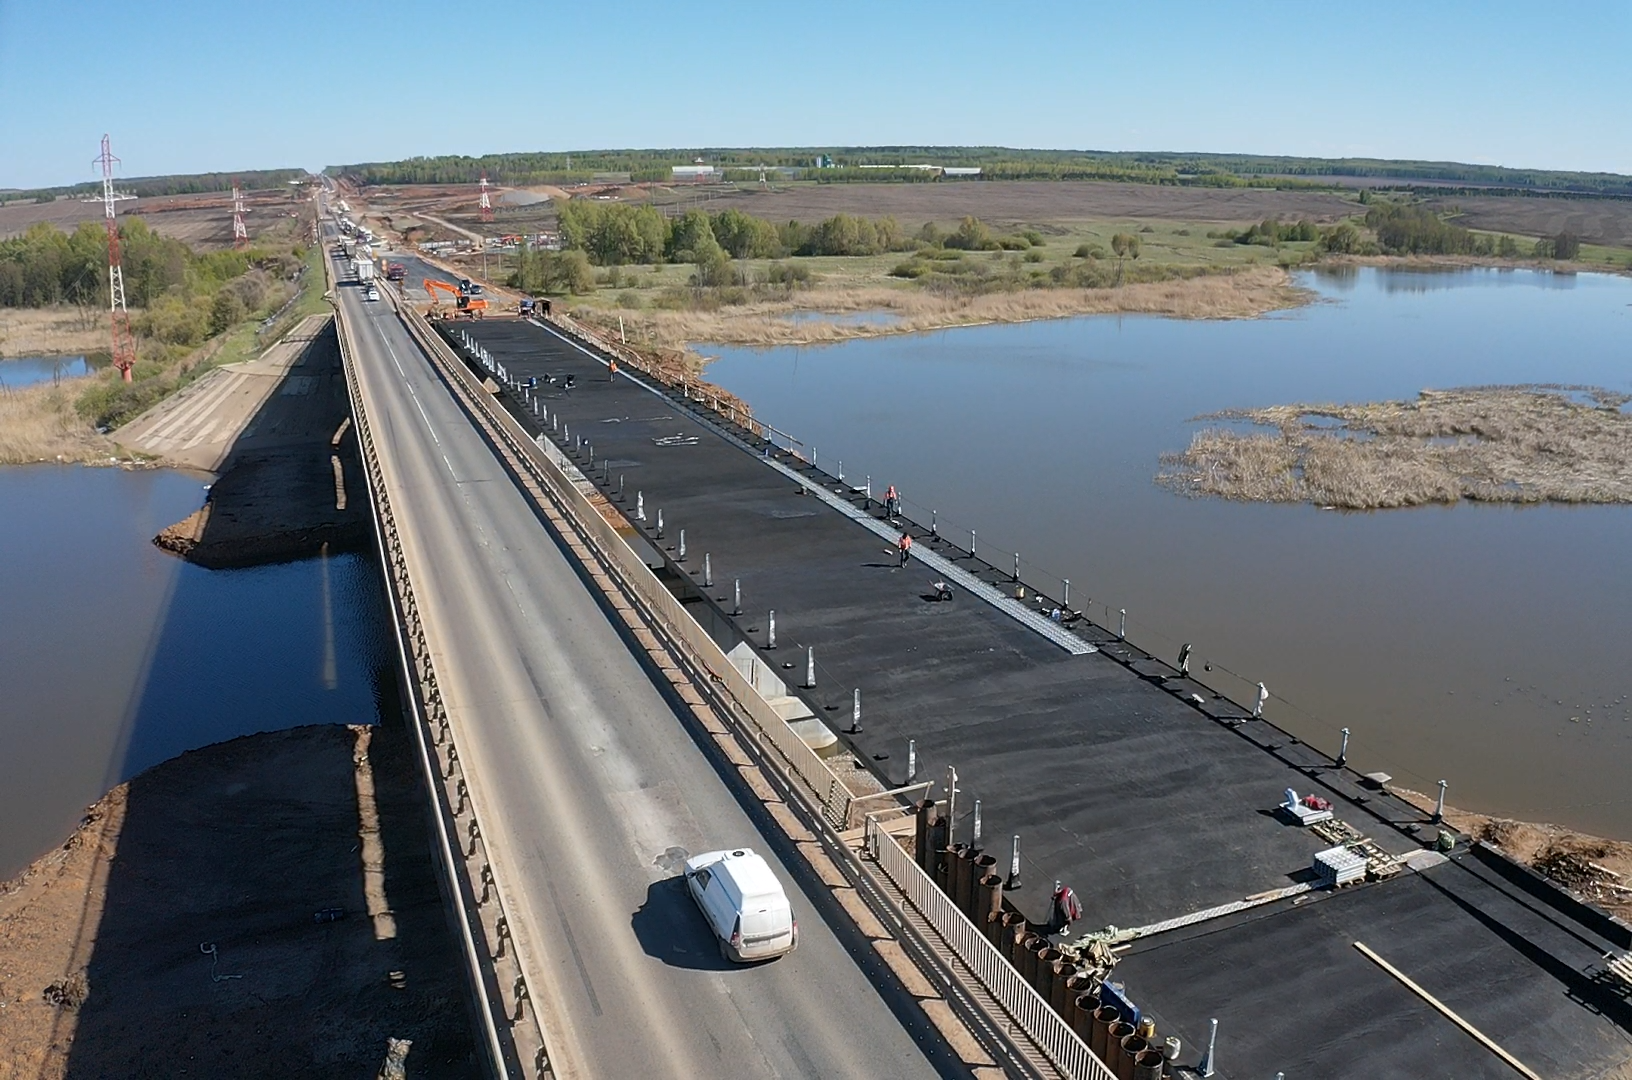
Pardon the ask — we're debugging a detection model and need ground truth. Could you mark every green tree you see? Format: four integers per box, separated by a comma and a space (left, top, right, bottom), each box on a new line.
1320, 223, 1360, 254
208, 290, 246, 336
946, 216, 994, 251
667, 210, 716, 261
1552, 232, 1582, 260
692, 241, 732, 287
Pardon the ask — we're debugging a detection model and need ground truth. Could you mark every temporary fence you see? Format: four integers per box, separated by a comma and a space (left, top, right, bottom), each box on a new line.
866, 816, 1115, 1080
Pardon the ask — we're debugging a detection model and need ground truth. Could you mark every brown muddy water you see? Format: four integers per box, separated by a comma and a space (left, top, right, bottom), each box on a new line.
704, 266, 1632, 838
0, 465, 389, 879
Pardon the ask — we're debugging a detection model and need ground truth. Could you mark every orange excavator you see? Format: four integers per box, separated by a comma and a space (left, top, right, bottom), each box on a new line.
424, 277, 489, 319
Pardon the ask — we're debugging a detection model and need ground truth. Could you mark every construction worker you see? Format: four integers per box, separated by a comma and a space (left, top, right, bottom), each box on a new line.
608, 358, 618, 380
897, 531, 913, 567
884, 484, 900, 518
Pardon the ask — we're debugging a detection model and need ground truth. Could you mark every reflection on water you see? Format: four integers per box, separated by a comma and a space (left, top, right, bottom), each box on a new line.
705, 267, 1632, 837
0, 355, 92, 388
0, 466, 388, 879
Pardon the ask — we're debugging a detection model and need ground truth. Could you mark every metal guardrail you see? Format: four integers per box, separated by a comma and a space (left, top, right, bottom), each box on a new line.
866, 818, 1115, 1080
327, 253, 543, 1079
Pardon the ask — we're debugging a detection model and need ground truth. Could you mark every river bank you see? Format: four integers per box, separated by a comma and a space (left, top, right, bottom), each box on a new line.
0, 724, 479, 1079
600, 264, 1307, 354
0, 308, 109, 359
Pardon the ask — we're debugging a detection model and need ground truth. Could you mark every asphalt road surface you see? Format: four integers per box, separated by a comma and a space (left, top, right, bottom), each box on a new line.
329, 235, 959, 1079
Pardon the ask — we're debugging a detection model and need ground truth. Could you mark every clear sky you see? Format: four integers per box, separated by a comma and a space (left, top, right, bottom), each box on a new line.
2, 0, 1628, 189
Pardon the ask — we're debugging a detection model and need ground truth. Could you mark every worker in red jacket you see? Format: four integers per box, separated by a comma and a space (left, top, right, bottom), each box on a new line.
897, 531, 913, 567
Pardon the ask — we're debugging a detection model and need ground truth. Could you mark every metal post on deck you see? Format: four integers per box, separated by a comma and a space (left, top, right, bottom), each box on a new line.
532, 399, 539, 417
1007, 835, 1022, 890
931, 509, 938, 536
1063, 578, 1070, 608
733, 579, 741, 616
1199, 1019, 1218, 1077
907, 739, 917, 782
703, 553, 713, 588
766, 610, 776, 649
636, 492, 645, 522
946, 765, 958, 841
865, 476, 871, 504
972, 800, 982, 846
838, 461, 844, 482
1434, 780, 1447, 822
677, 529, 686, 561
970, 530, 976, 558
1013, 552, 1020, 582
1119, 608, 1127, 639
1338, 727, 1350, 768
850, 688, 861, 734
804, 646, 815, 689
655, 509, 664, 538
618, 473, 625, 498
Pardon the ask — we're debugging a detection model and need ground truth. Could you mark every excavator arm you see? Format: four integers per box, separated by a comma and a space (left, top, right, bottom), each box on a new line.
423, 276, 489, 319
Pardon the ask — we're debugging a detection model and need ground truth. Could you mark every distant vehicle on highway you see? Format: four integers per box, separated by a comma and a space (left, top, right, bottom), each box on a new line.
366, 286, 379, 302
683, 848, 797, 962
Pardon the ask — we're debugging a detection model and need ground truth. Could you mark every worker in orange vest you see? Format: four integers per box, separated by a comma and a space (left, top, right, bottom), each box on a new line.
897, 531, 913, 567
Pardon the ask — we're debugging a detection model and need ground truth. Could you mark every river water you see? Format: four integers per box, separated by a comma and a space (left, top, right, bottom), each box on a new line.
0, 465, 389, 880
705, 267, 1632, 838
0, 355, 93, 388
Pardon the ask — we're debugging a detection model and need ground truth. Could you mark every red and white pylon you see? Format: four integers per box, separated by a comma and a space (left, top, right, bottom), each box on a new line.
96, 134, 137, 383
479, 171, 494, 223
231, 179, 249, 248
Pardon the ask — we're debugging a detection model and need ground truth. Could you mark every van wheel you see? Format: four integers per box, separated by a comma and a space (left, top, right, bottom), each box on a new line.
718, 938, 734, 963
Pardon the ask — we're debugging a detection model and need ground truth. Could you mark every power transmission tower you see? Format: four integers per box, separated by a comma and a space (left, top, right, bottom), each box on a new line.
96, 135, 137, 383
479, 171, 494, 223
231, 178, 249, 248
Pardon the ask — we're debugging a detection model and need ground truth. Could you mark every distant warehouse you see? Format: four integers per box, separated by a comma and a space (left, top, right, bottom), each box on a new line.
855, 164, 983, 178
671, 164, 718, 182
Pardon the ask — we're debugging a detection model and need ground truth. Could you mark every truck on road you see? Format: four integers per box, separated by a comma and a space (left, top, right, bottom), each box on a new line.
386, 263, 406, 283
355, 258, 375, 284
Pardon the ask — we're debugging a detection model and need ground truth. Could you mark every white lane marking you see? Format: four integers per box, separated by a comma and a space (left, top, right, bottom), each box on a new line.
372, 312, 460, 483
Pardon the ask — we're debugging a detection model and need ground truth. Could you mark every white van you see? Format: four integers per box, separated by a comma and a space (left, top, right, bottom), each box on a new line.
683, 848, 797, 962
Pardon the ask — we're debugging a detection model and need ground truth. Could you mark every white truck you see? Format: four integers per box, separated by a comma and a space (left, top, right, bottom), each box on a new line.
354, 258, 375, 285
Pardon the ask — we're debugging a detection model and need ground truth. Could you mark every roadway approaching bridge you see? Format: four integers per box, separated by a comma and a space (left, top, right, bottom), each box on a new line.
324, 220, 972, 1079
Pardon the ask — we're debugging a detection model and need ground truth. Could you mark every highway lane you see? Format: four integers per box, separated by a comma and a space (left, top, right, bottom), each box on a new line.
331, 255, 958, 1078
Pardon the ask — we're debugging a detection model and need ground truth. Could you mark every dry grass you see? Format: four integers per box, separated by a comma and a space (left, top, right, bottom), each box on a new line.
0, 307, 110, 358
1159, 385, 1632, 508
597, 265, 1301, 351
0, 379, 114, 464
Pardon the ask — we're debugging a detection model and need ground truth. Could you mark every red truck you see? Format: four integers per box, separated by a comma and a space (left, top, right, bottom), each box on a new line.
385, 263, 406, 282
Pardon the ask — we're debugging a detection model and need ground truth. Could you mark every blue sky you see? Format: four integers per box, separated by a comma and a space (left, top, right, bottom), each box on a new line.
2, 0, 1628, 189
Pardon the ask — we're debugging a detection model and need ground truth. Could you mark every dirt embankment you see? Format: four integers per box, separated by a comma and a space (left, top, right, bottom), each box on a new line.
0, 724, 479, 1079
1394, 788, 1632, 921
145, 319, 371, 568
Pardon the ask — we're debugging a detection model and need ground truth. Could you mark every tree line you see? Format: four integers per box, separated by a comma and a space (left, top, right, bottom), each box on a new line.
1362, 204, 1580, 259
6, 169, 305, 205
329, 146, 1632, 197
552, 203, 919, 266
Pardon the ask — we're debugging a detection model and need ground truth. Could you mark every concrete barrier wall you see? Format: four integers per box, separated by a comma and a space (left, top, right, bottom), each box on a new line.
329, 257, 541, 1078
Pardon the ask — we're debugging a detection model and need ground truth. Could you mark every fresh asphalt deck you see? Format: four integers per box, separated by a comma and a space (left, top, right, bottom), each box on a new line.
453, 315, 1632, 1079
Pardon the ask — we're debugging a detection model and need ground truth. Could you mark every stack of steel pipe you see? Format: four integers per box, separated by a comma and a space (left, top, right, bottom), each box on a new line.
1091, 1005, 1122, 1063
1105, 1021, 1136, 1078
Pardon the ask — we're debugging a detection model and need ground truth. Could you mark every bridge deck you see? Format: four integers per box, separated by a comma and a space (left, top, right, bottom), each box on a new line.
458, 315, 1632, 1080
